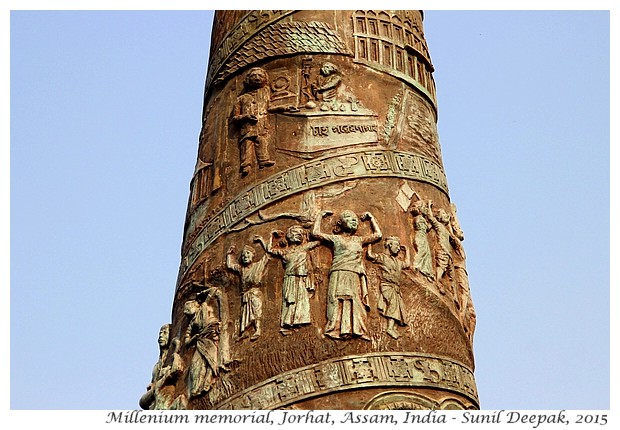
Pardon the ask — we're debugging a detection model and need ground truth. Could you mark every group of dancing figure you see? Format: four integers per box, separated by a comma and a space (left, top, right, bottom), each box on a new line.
226, 200, 474, 343
141, 200, 476, 409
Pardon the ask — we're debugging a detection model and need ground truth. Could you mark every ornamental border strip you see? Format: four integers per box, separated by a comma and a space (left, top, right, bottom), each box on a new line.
179, 148, 449, 280
214, 351, 478, 410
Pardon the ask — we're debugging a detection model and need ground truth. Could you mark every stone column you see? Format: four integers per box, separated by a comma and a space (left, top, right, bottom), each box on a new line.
141, 10, 478, 411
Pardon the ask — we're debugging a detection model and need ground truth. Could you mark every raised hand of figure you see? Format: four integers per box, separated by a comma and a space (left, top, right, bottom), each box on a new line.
360, 212, 373, 221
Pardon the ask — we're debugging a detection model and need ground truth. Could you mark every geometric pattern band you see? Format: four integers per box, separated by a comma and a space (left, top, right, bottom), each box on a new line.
206, 11, 295, 90
211, 20, 353, 88
214, 352, 478, 410
180, 149, 448, 278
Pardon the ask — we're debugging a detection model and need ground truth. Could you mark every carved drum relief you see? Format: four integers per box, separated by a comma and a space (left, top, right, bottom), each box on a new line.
142, 10, 478, 411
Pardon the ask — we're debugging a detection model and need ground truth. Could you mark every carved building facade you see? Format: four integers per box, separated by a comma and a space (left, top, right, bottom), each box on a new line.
141, 10, 478, 411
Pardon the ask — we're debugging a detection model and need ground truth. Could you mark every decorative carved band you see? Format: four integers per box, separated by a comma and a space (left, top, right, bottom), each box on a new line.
181, 149, 449, 275
214, 352, 478, 410
206, 11, 295, 90
212, 21, 352, 88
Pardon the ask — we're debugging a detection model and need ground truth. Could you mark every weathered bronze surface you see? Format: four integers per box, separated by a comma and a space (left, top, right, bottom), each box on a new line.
141, 10, 478, 411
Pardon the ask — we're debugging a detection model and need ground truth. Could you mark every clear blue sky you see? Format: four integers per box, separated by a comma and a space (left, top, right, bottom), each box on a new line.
7, 5, 612, 412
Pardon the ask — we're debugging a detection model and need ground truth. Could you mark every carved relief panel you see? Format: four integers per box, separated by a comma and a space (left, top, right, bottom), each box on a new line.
143, 10, 477, 411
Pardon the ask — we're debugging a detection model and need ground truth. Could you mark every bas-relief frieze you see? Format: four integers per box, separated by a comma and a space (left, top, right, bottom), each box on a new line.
145, 10, 479, 411
184, 193, 474, 349
166, 195, 476, 409
180, 149, 449, 277
230, 60, 379, 166
214, 352, 478, 410
208, 10, 432, 99
193, 56, 441, 232
155, 196, 477, 409
271, 59, 379, 155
